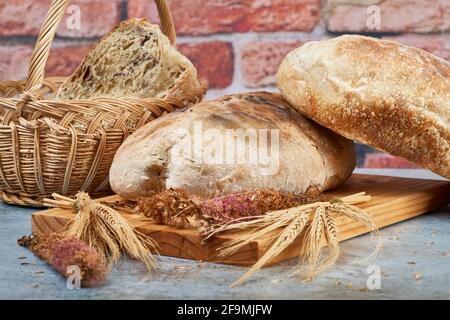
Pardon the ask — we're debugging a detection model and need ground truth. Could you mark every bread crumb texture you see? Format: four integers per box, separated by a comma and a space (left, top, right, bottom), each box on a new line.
57, 19, 201, 100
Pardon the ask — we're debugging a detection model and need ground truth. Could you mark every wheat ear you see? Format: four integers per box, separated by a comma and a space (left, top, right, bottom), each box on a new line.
230, 210, 310, 287
206, 192, 375, 287
292, 207, 340, 280
213, 209, 309, 258
45, 192, 158, 271
298, 206, 325, 280
318, 210, 340, 273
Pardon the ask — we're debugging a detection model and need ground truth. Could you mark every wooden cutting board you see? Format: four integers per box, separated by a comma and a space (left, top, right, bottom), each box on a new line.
31, 174, 450, 266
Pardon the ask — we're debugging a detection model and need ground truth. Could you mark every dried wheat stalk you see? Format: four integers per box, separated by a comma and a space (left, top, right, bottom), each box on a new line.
44, 192, 158, 271
206, 192, 381, 287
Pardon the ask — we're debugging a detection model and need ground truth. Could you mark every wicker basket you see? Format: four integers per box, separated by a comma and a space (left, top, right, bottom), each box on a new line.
0, 0, 206, 207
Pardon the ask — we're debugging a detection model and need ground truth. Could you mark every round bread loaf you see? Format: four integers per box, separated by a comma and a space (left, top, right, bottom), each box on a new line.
109, 92, 356, 200
277, 35, 450, 179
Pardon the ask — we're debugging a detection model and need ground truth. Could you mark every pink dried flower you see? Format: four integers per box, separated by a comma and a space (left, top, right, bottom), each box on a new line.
18, 234, 108, 287
200, 189, 321, 222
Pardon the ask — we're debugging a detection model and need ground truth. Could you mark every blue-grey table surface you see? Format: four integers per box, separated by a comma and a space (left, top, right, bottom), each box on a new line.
1, 169, 449, 300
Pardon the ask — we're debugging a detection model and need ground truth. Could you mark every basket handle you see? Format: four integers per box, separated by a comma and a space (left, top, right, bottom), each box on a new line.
23, 0, 176, 95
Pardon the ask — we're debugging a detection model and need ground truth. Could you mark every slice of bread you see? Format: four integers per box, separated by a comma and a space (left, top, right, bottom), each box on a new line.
56, 19, 202, 100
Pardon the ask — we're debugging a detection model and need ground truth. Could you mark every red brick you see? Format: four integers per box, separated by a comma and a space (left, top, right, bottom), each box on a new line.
0, 0, 50, 36
128, 0, 160, 23
45, 43, 94, 77
0, 45, 33, 81
179, 42, 234, 89
129, 0, 320, 35
0, 0, 121, 37
57, 0, 121, 38
383, 34, 450, 61
327, 0, 450, 33
241, 41, 302, 88
363, 153, 420, 169
0, 43, 94, 82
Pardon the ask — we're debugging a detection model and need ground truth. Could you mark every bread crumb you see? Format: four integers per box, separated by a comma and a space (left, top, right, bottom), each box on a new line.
270, 279, 281, 284
175, 266, 191, 270
359, 287, 369, 292
302, 277, 313, 283
413, 272, 422, 280
346, 283, 353, 289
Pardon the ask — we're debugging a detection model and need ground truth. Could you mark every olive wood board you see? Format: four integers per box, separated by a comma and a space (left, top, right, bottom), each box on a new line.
31, 174, 450, 267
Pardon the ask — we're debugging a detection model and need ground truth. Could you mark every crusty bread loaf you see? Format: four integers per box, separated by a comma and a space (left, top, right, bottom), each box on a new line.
277, 35, 450, 179
57, 19, 202, 100
109, 92, 356, 200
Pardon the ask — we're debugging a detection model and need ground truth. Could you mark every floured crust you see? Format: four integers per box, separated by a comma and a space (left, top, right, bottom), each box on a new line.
277, 35, 450, 179
56, 18, 202, 100
109, 92, 356, 200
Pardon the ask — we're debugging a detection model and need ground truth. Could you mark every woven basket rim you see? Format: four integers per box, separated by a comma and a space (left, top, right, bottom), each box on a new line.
0, 80, 208, 103
0, 80, 207, 128
0, 79, 207, 135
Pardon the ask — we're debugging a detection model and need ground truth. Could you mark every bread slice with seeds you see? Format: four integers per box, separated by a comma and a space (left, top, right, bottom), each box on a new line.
57, 18, 202, 100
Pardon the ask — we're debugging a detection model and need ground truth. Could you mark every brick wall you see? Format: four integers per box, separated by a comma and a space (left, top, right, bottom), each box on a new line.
1, 0, 448, 169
